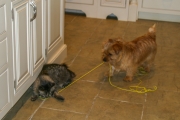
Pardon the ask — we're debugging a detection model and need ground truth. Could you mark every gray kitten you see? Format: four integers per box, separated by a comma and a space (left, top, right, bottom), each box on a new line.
31, 63, 76, 101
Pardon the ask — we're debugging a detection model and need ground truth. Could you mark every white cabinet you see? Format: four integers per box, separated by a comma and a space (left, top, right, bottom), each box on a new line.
66, 0, 93, 4
97, 0, 130, 21
138, 0, 180, 22
0, 0, 14, 118
65, 0, 98, 18
46, 0, 67, 63
65, 0, 138, 21
0, 0, 66, 119
12, 0, 45, 103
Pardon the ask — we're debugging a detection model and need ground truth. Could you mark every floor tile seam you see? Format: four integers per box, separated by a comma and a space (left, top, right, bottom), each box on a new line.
69, 20, 103, 66
140, 105, 145, 120
28, 100, 46, 120
141, 93, 147, 120
81, 79, 104, 84
84, 20, 103, 45
70, 16, 77, 23
155, 89, 180, 93
122, 22, 130, 39
109, 21, 120, 37
69, 49, 82, 66
157, 45, 180, 49
173, 73, 180, 91
85, 78, 107, 120
40, 107, 87, 115
98, 96, 143, 105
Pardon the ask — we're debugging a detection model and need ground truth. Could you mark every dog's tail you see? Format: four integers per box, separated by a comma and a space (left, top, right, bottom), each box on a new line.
148, 24, 156, 33
53, 92, 65, 101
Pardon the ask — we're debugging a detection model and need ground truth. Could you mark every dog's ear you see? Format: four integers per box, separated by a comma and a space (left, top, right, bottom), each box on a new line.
112, 44, 122, 55
149, 24, 156, 33
103, 39, 113, 50
108, 39, 114, 43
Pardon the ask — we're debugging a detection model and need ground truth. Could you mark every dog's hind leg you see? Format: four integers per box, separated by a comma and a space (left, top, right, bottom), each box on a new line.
124, 65, 138, 82
144, 52, 156, 72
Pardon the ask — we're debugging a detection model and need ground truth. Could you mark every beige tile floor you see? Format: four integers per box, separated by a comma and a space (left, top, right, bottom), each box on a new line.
8, 14, 180, 120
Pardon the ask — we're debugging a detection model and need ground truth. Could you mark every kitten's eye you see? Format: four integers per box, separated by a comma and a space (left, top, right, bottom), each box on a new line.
108, 53, 112, 56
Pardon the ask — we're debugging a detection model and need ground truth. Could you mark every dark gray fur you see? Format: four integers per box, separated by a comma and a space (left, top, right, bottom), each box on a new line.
31, 63, 76, 101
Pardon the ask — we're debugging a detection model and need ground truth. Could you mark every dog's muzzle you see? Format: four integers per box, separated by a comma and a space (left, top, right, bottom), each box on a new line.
103, 57, 108, 62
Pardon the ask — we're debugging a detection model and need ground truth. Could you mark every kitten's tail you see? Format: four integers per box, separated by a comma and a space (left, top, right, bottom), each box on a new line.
53, 92, 65, 101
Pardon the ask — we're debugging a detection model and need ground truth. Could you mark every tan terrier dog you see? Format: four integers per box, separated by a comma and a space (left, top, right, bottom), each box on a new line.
102, 24, 157, 82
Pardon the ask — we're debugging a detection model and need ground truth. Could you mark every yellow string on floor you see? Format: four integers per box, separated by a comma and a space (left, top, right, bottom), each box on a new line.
108, 64, 157, 93
58, 62, 105, 93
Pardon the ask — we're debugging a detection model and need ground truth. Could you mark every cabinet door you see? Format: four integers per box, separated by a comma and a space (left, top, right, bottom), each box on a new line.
32, 0, 46, 74
0, 0, 13, 119
12, 0, 32, 102
46, 0, 66, 63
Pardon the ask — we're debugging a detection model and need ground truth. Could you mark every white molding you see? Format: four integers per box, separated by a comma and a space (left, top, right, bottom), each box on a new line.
100, 0, 126, 8
65, 0, 94, 5
128, 0, 138, 21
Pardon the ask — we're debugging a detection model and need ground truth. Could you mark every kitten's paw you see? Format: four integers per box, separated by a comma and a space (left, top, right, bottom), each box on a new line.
53, 93, 65, 101
31, 95, 38, 101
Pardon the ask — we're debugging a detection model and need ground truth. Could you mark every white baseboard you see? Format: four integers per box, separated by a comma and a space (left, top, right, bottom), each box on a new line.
138, 12, 180, 22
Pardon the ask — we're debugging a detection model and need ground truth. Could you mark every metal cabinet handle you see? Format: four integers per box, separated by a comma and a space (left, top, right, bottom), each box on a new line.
30, 1, 37, 22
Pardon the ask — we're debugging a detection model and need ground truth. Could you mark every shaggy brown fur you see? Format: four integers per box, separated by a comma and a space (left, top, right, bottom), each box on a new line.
102, 24, 157, 82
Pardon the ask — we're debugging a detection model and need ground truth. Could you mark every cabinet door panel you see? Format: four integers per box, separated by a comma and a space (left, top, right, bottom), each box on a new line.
46, 0, 65, 63
66, 0, 93, 5
0, 0, 13, 119
101, 0, 126, 8
0, 71, 9, 110
0, 38, 7, 68
32, 0, 45, 72
49, 0, 60, 46
142, 0, 180, 11
13, 0, 31, 91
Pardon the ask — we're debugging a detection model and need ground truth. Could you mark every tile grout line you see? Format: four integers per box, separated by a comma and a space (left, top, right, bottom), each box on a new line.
98, 96, 143, 105
84, 20, 103, 44
140, 93, 147, 120
122, 22, 130, 39
28, 100, 46, 120
85, 78, 107, 120
69, 20, 130, 119
41, 107, 86, 115
69, 20, 103, 66
69, 49, 82, 66
67, 18, 134, 119
70, 16, 77, 23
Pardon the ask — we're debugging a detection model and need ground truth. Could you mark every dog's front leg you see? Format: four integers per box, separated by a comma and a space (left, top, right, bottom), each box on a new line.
104, 65, 115, 77
110, 65, 115, 76
124, 66, 137, 82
